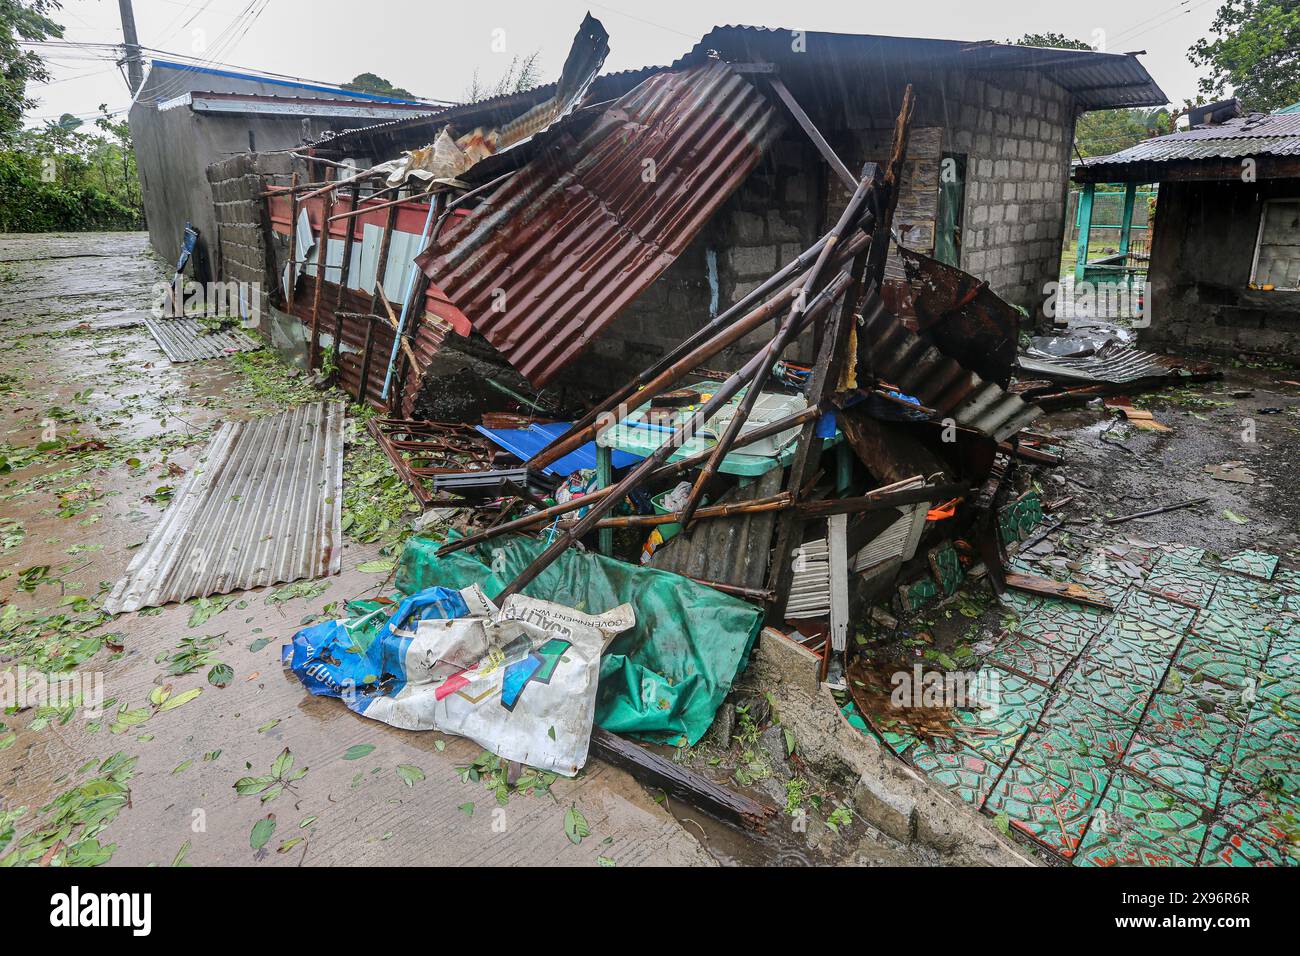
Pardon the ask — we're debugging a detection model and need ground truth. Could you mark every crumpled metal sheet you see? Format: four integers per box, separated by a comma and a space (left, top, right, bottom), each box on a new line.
417, 60, 783, 386
857, 296, 1042, 442
896, 247, 1021, 388
1018, 343, 1216, 386
143, 315, 258, 363
104, 402, 344, 613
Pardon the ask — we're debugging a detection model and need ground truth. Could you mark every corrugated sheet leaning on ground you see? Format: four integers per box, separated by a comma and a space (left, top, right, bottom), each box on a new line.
417, 60, 784, 386
104, 402, 344, 613
858, 297, 1042, 442
143, 315, 259, 363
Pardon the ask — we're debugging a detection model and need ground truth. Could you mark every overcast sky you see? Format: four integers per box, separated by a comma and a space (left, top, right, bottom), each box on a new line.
26, 0, 1223, 125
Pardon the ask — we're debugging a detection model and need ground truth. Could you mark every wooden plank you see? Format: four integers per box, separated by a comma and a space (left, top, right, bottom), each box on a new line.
768, 77, 856, 191
1003, 572, 1113, 610
828, 513, 849, 653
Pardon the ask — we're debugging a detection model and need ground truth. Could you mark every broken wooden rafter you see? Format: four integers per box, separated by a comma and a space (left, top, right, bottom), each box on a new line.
767, 76, 857, 191
1003, 572, 1113, 610
589, 728, 775, 830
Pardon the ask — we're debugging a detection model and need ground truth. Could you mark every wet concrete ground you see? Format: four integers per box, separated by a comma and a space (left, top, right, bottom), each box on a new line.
0, 233, 717, 867
843, 356, 1300, 865
4, 232, 1296, 868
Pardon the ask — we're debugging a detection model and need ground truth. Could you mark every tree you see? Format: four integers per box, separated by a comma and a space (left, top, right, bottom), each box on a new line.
1075, 106, 1172, 157
1190, 0, 1300, 112
1011, 32, 1092, 50
341, 72, 413, 99
0, 0, 63, 145
464, 51, 542, 103
1011, 33, 1170, 157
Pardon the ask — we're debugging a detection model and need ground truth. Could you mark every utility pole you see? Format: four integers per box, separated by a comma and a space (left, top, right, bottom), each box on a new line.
117, 0, 145, 95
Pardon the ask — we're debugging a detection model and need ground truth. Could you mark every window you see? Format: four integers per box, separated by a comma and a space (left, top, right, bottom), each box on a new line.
1251, 198, 1300, 290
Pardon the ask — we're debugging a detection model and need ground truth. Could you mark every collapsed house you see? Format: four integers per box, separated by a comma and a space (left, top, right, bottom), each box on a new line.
201, 22, 1165, 412
110, 23, 1300, 866
1074, 100, 1300, 361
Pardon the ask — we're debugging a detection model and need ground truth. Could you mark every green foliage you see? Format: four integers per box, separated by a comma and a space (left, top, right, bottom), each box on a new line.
341, 72, 413, 99
1191, 0, 1300, 112
1075, 108, 1171, 157
0, 147, 141, 231
464, 51, 542, 102
0, 0, 64, 145
1010, 31, 1092, 50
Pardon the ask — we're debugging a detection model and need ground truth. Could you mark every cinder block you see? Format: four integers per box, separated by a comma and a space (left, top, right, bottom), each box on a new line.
853, 772, 917, 844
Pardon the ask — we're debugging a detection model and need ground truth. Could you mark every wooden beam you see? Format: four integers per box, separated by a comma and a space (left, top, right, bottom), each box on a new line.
767, 77, 857, 192
589, 729, 775, 830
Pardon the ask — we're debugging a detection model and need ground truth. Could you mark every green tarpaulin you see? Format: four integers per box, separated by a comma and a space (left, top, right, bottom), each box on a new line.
395, 534, 764, 746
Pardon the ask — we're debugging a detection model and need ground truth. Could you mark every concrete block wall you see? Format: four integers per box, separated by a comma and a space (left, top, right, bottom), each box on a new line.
947, 70, 1076, 314
205, 152, 297, 323
1141, 178, 1300, 362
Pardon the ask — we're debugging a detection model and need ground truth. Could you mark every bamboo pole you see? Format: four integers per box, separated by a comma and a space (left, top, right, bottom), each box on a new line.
434, 402, 823, 558
496, 268, 858, 601
523, 232, 836, 473
308, 167, 335, 370
523, 229, 871, 477
572, 493, 792, 529
676, 163, 883, 530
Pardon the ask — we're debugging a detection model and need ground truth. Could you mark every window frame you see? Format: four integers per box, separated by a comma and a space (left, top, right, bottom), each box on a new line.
1250, 196, 1300, 291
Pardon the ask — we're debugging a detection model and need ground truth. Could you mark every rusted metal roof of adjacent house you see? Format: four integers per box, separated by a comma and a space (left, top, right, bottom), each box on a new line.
858, 297, 1042, 442
1077, 111, 1300, 170
104, 402, 344, 613
416, 61, 784, 386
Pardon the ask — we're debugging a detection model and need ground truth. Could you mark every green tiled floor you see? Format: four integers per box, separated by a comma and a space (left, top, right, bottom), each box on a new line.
846, 540, 1300, 866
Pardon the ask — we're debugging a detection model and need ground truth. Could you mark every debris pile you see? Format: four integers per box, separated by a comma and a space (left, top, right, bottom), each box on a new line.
255, 17, 1253, 842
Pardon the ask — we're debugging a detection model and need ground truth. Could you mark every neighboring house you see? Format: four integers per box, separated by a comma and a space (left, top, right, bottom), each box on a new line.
128, 59, 438, 270
1074, 105, 1300, 360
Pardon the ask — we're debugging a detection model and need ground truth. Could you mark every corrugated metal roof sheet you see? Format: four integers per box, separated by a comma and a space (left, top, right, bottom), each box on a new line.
858, 297, 1042, 442
104, 402, 344, 613
307, 66, 667, 152
1018, 344, 1215, 385
144, 315, 259, 363
648, 466, 785, 590
1076, 111, 1300, 170
678, 26, 1166, 110
417, 61, 783, 386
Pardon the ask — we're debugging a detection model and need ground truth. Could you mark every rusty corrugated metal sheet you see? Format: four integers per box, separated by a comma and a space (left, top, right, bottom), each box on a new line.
417, 61, 784, 386
103, 402, 344, 613
858, 297, 1042, 442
